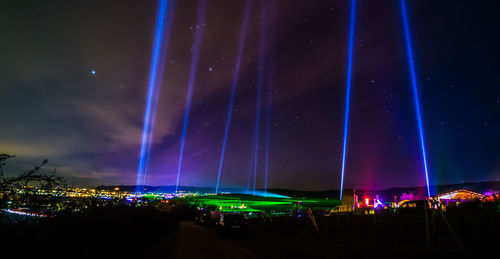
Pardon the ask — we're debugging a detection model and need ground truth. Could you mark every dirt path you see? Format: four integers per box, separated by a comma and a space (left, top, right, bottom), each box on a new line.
171, 221, 260, 259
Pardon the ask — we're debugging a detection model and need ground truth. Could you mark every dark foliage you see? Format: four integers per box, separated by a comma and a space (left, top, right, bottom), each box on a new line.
0, 154, 72, 216
1, 205, 180, 257
0, 154, 66, 192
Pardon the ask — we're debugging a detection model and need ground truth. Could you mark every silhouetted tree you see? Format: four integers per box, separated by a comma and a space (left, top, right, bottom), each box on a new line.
0, 154, 67, 214
0, 154, 66, 191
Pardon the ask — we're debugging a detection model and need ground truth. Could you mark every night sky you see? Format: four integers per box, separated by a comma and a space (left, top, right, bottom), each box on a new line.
1, 0, 499, 191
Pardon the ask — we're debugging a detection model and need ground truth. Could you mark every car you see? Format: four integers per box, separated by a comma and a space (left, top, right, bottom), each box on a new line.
216, 213, 248, 237
398, 200, 430, 215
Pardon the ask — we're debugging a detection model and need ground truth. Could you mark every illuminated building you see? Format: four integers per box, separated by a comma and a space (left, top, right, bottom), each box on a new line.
433, 189, 486, 202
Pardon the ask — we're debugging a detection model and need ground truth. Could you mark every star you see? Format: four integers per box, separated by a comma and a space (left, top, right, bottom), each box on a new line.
91, 70, 96, 75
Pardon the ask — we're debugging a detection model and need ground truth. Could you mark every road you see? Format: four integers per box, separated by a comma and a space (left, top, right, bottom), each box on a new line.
170, 221, 260, 259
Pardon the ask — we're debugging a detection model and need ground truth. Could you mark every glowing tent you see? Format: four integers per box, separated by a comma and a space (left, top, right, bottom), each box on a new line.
434, 189, 486, 201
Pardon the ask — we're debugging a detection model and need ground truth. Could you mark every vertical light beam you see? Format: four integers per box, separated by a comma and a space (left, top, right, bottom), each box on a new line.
400, 0, 431, 197
246, 151, 254, 193
252, 5, 267, 195
215, 0, 253, 194
145, 0, 176, 189
136, 0, 173, 193
142, 0, 176, 190
175, 0, 209, 193
339, 0, 357, 200
263, 61, 275, 196
263, 0, 277, 197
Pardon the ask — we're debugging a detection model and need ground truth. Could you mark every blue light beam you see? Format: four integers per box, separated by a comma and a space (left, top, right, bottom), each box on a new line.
246, 149, 254, 193
215, 0, 253, 194
144, 1, 177, 189
175, 0, 208, 193
263, 0, 277, 197
252, 6, 267, 195
339, 0, 357, 200
400, 0, 431, 197
263, 61, 275, 196
136, 0, 175, 193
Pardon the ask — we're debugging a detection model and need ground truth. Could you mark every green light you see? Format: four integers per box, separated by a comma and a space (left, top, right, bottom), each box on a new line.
185, 194, 341, 213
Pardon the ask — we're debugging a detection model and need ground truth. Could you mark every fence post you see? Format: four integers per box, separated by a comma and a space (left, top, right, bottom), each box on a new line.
433, 199, 464, 252
307, 207, 320, 233
424, 201, 431, 246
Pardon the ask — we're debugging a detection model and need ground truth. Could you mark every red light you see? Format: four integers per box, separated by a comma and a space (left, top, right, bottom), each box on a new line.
365, 198, 370, 205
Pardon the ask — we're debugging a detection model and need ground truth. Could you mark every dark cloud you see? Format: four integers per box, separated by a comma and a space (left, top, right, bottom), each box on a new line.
1, 0, 499, 190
